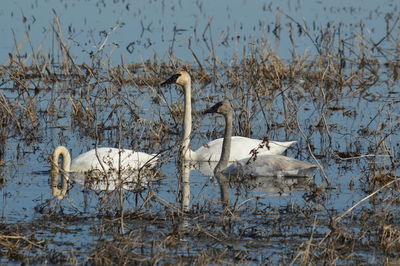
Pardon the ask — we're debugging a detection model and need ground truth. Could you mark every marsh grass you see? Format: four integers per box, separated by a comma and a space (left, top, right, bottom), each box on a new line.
0, 11, 399, 265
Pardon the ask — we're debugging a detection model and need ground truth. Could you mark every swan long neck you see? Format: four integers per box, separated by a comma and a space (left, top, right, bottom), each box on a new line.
214, 111, 233, 174
51, 146, 71, 200
182, 81, 192, 160
52, 146, 71, 173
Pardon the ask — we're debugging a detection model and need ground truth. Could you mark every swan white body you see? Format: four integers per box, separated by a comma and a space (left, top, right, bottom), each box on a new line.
160, 71, 296, 162
73, 171, 152, 191
53, 146, 158, 173
70, 147, 157, 172
189, 137, 296, 162
203, 100, 319, 177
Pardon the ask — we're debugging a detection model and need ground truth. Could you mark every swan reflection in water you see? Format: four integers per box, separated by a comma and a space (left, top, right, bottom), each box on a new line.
193, 160, 315, 197
194, 156, 316, 194
50, 157, 314, 209
77, 169, 159, 190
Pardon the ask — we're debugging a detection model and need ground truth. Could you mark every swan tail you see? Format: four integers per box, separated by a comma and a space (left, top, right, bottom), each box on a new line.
143, 153, 159, 168
279, 141, 297, 147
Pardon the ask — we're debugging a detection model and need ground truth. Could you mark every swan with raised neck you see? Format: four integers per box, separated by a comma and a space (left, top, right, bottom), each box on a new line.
203, 100, 319, 177
160, 71, 297, 162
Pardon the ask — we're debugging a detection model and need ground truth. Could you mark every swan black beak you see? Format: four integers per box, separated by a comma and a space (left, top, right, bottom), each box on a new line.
202, 102, 223, 115
160, 73, 181, 86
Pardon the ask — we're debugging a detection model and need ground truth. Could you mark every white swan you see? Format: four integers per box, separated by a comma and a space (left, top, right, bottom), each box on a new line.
52, 146, 158, 173
160, 71, 296, 161
203, 100, 319, 177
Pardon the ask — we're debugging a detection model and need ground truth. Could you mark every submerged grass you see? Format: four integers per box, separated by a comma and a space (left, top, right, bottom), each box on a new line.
0, 11, 399, 265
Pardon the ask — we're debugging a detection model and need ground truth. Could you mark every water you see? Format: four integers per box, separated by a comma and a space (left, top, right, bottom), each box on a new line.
0, 0, 399, 264
0, 0, 398, 63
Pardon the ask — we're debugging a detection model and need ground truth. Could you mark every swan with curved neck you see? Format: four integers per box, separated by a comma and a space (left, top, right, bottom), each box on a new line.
52, 146, 158, 173
51, 146, 70, 200
160, 71, 297, 162
203, 100, 318, 177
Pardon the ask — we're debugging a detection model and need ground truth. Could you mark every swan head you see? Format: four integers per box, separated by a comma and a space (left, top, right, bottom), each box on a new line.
160, 71, 191, 88
203, 100, 233, 116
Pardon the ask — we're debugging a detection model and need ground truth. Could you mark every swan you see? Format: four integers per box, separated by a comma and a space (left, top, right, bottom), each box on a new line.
52, 146, 158, 173
203, 100, 319, 177
160, 71, 296, 161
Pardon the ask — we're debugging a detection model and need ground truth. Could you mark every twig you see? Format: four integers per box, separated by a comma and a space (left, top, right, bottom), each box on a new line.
280, 11, 322, 55
333, 177, 399, 223
0, 234, 46, 250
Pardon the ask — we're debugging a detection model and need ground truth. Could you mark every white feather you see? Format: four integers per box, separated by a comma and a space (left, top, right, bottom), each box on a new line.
70, 147, 158, 172
190, 136, 296, 162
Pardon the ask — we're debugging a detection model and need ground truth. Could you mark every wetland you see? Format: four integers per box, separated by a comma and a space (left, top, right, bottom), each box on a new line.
0, 0, 399, 264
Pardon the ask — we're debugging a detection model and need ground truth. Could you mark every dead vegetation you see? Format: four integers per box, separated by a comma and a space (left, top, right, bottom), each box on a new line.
0, 9, 399, 265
